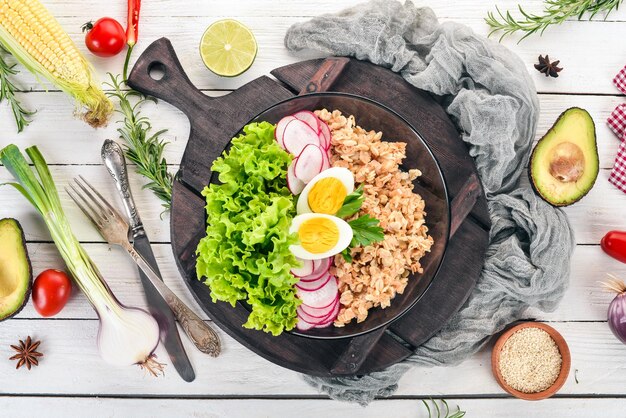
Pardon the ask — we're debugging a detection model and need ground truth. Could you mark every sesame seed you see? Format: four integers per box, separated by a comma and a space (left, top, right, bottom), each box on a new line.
498, 327, 562, 394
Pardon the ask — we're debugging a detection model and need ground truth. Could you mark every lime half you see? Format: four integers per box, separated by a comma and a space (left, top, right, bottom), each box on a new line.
200, 19, 257, 77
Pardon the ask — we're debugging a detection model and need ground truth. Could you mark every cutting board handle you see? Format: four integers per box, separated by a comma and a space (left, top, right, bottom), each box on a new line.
127, 37, 213, 119
299, 57, 350, 95
449, 173, 481, 238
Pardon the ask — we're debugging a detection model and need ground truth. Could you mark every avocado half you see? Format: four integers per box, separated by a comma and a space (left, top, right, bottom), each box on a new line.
530, 107, 599, 206
0, 218, 32, 321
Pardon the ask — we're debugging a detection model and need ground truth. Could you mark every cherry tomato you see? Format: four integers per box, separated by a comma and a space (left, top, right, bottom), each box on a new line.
32, 269, 72, 317
601, 230, 626, 264
83, 18, 126, 57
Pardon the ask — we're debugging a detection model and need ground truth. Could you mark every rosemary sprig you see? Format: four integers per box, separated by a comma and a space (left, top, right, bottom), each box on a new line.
105, 74, 173, 211
486, 0, 623, 42
0, 49, 35, 132
422, 399, 466, 418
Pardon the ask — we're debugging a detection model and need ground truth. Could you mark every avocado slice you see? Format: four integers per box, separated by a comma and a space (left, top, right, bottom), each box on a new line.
0, 218, 32, 321
530, 107, 599, 206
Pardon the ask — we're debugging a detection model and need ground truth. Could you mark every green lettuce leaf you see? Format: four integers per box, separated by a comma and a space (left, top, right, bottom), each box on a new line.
195, 122, 300, 336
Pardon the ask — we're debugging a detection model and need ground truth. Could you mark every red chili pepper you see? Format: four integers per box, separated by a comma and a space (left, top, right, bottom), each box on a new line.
601, 231, 626, 264
123, 0, 141, 81
126, 0, 141, 48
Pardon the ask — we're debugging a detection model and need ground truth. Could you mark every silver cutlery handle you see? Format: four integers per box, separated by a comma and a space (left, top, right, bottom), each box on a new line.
101, 140, 142, 230
122, 241, 221, 357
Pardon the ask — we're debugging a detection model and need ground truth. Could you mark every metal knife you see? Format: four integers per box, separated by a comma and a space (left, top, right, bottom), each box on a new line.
101, 139, 196, 382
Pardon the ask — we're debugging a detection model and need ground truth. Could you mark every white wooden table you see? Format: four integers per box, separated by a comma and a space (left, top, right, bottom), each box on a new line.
2, 1, 626, 416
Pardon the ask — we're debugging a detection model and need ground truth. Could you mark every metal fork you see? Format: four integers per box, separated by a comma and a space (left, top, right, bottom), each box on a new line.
67, 175, 220, 357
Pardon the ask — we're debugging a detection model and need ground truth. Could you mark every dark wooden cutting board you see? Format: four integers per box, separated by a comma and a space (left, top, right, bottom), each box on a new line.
127, 38, 490, 377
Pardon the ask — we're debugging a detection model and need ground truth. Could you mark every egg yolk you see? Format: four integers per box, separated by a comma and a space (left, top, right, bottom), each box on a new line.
307, 178, 347, 214
298, 218, 340, 254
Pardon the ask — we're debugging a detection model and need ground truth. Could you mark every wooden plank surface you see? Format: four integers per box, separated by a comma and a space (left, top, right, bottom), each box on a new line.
33, 0, 626, 21
1, 2, 625, 95
1, 0, 626, 415
1, 94, 621, 169
0, 320, 625, 396
4, 397, 626, 418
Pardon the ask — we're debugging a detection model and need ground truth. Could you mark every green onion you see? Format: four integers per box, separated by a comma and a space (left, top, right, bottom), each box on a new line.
0, 144, 162, 374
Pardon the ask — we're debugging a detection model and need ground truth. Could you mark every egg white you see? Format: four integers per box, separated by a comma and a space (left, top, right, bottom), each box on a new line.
296, 167, 355, 215
289, 213, 354, 260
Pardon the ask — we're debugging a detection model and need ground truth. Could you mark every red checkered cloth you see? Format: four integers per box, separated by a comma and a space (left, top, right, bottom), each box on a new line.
615, 66, 626, 95
608, 65, 626, 193
608, 104, 626, 139
610, 141, 626, 191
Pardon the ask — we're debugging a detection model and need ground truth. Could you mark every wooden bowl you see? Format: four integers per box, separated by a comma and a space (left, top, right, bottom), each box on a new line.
491, 322, 571, 401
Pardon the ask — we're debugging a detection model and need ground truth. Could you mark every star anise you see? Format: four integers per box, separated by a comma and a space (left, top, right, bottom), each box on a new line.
534, 55, 563, 78
10, 336, 43, 370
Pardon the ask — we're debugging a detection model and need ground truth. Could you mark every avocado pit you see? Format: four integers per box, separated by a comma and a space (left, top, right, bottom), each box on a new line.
548, 142, 585, 183
529, 107, 599, 206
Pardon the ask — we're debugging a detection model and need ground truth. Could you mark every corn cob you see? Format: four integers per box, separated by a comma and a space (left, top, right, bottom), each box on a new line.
0, 0, 113, 128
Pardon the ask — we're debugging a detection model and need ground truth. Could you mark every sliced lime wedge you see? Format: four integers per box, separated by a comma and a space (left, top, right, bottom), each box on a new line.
200, 19, 257, 77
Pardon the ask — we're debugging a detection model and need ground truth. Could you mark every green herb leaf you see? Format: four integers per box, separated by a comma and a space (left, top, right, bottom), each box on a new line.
348, 214, 384, 248
0, 50, 35, 133
340, 213, 385, 262
422, 400, 432, 418
485, 0, 623, 42
422, 399, 466, 418
105, 74, 173, 212
336, 185, 364, 218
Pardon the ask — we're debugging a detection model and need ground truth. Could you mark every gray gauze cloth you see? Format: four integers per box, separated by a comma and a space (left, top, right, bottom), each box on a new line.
285, 0, 576, 405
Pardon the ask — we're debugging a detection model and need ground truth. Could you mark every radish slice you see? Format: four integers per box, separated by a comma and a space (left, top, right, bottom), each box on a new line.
295, 316, 316, 331
297, 298, 338, 324
296, 272, 332, 292
300, 295, 339, 317
319, 122, 331, 150
297, 310, 324, 325
294, 144, 324, 183
296, 275, 338, 308
311, 257, 331, 276
321, 149, 331, 171
291, 257, 313, 277
296, 311, 325, 327
299, 257, 332, 282
314, 300, 340, 328
298, 270, 329, 282
276, 116, 296, 148
299, 267, 330, 282
301, 294, 337, 312
287, 161, 305, 195
293, 111, 321, 133
282, 119, 320, 156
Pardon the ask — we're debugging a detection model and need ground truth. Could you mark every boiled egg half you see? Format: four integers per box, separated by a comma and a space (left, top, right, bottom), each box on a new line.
289, 213, 353, 260
297, 167, 354, 215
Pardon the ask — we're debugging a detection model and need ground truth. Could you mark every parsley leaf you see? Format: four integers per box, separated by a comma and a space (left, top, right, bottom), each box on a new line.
349, 214, 385, 247
340, 214, 384, 262
336, 185, 364, 218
